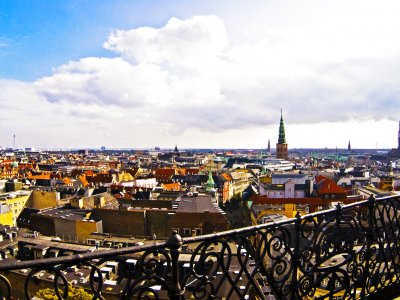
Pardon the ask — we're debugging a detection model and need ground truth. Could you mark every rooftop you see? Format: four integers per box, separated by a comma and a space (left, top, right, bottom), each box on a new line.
176, 194, 220, 213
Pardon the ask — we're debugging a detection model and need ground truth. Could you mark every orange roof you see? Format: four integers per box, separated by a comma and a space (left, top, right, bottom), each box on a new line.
63, 178, 73, 185
18, 163, 34, 170
84, 170, 95, 176
176, 168, 187, 175
221, 173, 233, 182
29, 174, 51, 180
162, 183, 181, 191
78, 175, 89, 187
316, 177, 347, 196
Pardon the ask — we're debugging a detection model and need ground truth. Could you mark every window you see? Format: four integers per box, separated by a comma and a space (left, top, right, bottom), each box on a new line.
183, 228, 191, 236
34, 251, 42, 259
196, 228, 202, 236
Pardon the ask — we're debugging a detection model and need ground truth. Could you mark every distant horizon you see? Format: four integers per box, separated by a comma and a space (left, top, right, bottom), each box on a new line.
2, 146, 394, 152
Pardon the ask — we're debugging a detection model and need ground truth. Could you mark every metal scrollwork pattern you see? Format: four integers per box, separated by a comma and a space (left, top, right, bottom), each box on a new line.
2, 243, 175, 300
127, 249, 172, 299
1, 195, 400, 299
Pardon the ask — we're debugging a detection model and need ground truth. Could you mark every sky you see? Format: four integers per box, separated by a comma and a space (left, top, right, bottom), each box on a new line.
0, 0, 399, 149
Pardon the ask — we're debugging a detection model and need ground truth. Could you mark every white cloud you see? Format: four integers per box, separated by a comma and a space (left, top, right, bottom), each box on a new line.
2, 3, 400, 148
35, 57, 170, 107
104, 15, 228, 69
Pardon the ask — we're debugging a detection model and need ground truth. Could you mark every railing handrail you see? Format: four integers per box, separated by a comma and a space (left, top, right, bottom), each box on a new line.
0, 194, 398, 272
1, 194, 400, 299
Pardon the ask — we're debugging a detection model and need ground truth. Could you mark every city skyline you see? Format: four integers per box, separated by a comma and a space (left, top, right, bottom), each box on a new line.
1, 1, 399, 149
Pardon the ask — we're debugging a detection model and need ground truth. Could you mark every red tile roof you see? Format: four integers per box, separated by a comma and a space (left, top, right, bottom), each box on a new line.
154, 168, 176, 180
315, 176, 347, 197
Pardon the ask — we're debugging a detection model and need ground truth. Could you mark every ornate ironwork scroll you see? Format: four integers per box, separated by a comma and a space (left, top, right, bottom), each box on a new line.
0, 195, 400, 299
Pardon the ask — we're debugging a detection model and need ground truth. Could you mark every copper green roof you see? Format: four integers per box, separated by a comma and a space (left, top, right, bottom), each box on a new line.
278, 110, 286, 144
206, 171, 215, 191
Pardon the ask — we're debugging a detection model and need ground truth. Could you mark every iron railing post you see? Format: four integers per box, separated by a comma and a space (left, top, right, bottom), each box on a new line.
167, 230, 183, 300
290, 211, 302, 299
362, 195, 375, 298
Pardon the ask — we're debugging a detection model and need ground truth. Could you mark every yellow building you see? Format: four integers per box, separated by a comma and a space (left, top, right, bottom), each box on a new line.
117, 171, 135, 182
230, 170, 251, 196
203, 155, 225, 172
259, 175, 272, 184
251, 203, 300, 225
0, 203, 13, 225
27, 190, 60, 209
0, 191, 31, 225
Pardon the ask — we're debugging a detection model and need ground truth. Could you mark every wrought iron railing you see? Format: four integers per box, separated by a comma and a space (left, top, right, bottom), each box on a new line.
1, 195, 400, 299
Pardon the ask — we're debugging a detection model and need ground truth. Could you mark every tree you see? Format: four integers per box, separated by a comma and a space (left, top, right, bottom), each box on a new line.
230, 193, 242, 208
224, 193, 248, 228
35, 285, 92, 300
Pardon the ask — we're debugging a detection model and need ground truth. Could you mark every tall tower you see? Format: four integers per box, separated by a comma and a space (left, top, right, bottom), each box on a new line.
348, 140, 351, 151
267, 139, 271, 153
173, 144, 180, 157
276, 110, 288, 159
398, 121, 400, 149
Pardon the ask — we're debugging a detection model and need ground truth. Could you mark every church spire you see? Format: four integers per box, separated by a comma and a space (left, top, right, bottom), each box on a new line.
278, 109, 286, 144
206, 171, 215, 192
276, 110, 288, 159
348, 140, 351, 151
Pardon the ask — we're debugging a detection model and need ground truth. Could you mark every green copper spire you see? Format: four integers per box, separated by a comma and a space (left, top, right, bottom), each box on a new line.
206, 171, 215, 192
278, 109, 286, 144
